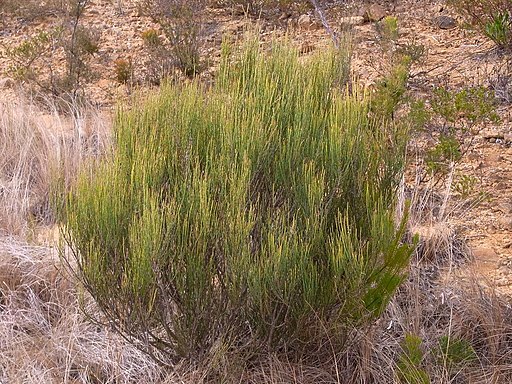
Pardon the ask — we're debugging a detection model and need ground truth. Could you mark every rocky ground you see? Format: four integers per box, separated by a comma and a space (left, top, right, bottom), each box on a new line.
1, 0, 511, 291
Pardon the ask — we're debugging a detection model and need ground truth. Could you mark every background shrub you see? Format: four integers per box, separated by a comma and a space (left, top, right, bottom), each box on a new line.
139, 0, 206, 77
1, 0, 97, 101
63, 38, 413, 366
448, 0, 512, 49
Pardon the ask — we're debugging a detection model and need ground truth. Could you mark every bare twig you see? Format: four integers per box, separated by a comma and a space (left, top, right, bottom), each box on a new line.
309, 0, 338, 48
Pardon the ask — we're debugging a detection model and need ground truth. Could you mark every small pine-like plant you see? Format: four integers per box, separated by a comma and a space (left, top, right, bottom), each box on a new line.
454, 174, 479, 198
370, 55, 411, 120
436, 335, 477, 379
63, 38, 413, 365
379, 15, 399, 42
141, 28, 161, 47
397, 334, 431, 384
485, 12, 511, 48
113, 58, 132, 84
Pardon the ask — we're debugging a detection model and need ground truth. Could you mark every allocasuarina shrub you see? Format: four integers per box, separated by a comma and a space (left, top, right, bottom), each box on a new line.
63, 37, 413, 364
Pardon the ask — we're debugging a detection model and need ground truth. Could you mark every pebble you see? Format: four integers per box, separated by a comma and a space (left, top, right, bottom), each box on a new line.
362, 4, 387, 22
432, 15, 457, 30
487, 153, 504, 162
472, 246, 498, 261
297, 14, 312, 29
498, 202, 512, 214
0, 78, 14, 89
495, 182, 509, 190
499, 256, 512, 268
498, 217, 512, 230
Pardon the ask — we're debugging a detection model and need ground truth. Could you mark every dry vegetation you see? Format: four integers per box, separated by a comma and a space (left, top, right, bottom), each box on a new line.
0, 0, 511, 383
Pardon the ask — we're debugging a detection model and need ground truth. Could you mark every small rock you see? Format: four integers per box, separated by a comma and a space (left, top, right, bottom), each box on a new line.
499, 202, 512, 214
487, 153, 504, 162
340, 16, 365, 27
504, 133, 512, 143
432, 15, 457, 30
279, 12, 292, 21
495, 181, 509, 190
363, 4, 387, 22
498, 217, 512, 230
0, 77, 14, 89
298, 14, 312, 29
482, 131, 504, 140
472, 246, 498, 261
499, 256, 512, 268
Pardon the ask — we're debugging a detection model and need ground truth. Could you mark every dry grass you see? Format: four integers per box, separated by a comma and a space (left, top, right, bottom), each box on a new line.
0, 237, 164, 383
0, 95, 111, 236
0, 94, 163, 383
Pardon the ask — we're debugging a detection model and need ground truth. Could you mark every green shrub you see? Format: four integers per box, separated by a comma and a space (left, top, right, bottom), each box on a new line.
379, 16, 399, 42
3, 30, 55, 82
139, 0, 206, 78
397, 334, 431, 384
63, 38, 413, 364
141, 28, 174, 85
485, 12, 511, 48
448, 0, 511, 49
2, 0, 96, 99
370, 55, 411, 120
436, 335, 477, 379
113, 58, 133, 84
141, 28, 162, 47
417, 86, 498, 178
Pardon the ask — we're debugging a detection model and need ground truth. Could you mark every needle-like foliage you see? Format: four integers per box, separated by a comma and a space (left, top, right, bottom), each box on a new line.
62, 37, 413, 365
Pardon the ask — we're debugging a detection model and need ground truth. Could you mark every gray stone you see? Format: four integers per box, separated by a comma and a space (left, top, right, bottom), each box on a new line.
433, 15, 457, 30
298, 14, 312, 29
498, 216, 512, 230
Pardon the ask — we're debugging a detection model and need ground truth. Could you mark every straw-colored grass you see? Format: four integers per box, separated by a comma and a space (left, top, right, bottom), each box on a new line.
0, 237, 164, 383
0, 96, 110, 237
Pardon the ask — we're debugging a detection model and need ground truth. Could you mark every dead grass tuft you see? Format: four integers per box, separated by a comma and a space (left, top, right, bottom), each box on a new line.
0, 237, 164, 383
0, 94, 111, 236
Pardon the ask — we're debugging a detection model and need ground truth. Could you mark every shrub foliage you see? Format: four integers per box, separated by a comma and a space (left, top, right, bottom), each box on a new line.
63, 39, 413, 364
448, 0, 511, 49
